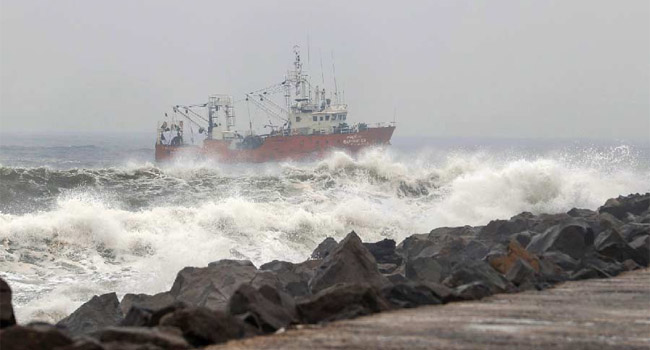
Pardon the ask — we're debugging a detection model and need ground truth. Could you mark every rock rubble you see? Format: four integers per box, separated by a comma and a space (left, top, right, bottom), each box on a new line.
1, 192, 648, 350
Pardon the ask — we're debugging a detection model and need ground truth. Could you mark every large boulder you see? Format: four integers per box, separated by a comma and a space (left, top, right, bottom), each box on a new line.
486, 240, 540, 275
621, 223, 650, 242
599, 193, 650, 220
169, 259, 280, 311
405, 257, 443, 283
526, 220, 595, 260
310, 237, 338, 259
363, 239, 402, 265
1, 278, 16, 328
478, 217, 530, 242
594, 229, 645, 265
629, 235, 649, 267
121, 301, 187, 328
57, 293, 123, 336
159, 307, 245, 347
380, 282, 442, 308
442, 260, 513, 293
308, 231, 389, 293
505, 259, 538, 288
297, 283, 391, 324
90, 326, 188, 350
396, 234, 433, 261
228, 284, 297, 333
0, 324, 73, 350
259, 259, 320, 297
120, 292, 176, 316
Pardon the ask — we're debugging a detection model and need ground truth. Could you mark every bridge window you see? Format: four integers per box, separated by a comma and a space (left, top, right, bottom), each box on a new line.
325, 115, 330, 121
313, 116, 317, 121
320, 116, 323, 121
331, 115, 337, 121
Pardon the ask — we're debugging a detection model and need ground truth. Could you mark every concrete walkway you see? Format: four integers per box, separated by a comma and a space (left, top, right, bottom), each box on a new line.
209, 269, 650, 350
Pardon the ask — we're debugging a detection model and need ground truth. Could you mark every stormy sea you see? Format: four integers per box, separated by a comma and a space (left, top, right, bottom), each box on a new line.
1, 133, 648, 323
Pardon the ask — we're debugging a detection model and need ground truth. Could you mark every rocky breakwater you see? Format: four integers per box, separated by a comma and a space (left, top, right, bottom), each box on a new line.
1, 193, 649, 350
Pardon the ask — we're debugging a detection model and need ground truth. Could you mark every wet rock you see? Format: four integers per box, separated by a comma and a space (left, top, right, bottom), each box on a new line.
381, 282, 442, 308
121, 301, 187, 328
90, 327, 188, 350
486, 240, 540, 275
541, 251, 580, 272
207, 259, 256, 268
310, 237, 338, 259
621, 223, 650, 242
0, 324, 72, 350
169, 259, 280, 311
309, 231, 389, 293
260, 259, 320, 297
478, 217, 530, 242
0, 324, 73, 350
431, 225, 476, 240
526, 220, 595, 260
598, 193, 650, 220
505, 259, 537, 287
629, 235, 649, 267
228, 284, 297, 333
530, 213, 573, 233
453, 282, 492, 301
396, 234, 433, 261
363, 239, 402, 265
567, 208, 597, 218
510, 231, 534, 248
442, 260, 513, 293
570, 267, 607, 280
0, 278, 16, 328
598, 212, 625, 231
297, 283, 391, 324
120, 292, 175, 316
594, 229, 645, 265
57, 293, 123, 336
159, 307, 245, 347
405, 257, 443, 282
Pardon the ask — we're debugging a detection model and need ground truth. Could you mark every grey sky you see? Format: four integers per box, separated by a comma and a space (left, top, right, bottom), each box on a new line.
1, 0, 648, 141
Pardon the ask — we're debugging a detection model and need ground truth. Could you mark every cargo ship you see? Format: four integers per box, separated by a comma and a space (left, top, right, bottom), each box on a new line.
155, 47, 395, 163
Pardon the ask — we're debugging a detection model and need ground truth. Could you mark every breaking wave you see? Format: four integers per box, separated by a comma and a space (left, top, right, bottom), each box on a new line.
1, 145, 648, 322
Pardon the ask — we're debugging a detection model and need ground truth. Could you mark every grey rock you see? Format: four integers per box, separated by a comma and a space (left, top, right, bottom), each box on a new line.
309, 231, 389, 293
381, 282, 442, 308
57, 293, 123, 336
0, 324, 73, 350
405, 257, 443, 283
310, 237, 338, 260
120, 292, 175, 316
169, 260, 280, 311
90, 327, 188, 350
228, 284, 297, 333
297, 283, 391, 324
363, 239, 402, 265
442, 260, 513, 293
1, 278, 16, 328
598, 193, 650, 220
159, 307, 245, 347
527, 220, 595, 260
594, 229, 645, 265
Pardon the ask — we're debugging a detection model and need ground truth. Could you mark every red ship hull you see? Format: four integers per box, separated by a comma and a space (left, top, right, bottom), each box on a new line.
155, 126, 395, 163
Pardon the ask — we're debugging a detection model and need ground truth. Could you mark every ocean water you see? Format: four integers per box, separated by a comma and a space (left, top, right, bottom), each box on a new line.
0, 132, 648, 323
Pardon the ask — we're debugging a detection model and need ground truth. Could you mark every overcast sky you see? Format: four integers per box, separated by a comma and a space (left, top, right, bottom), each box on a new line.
1, 0, 648, 141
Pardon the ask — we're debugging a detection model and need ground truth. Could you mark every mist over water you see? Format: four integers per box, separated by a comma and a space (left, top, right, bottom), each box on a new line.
1, 134, 649, 323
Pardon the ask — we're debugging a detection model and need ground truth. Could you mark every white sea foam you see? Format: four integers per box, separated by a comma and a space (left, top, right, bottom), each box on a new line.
0, 145, 648, 323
